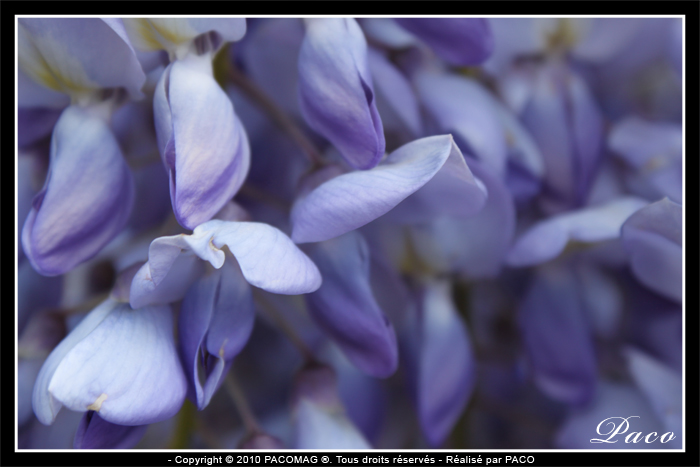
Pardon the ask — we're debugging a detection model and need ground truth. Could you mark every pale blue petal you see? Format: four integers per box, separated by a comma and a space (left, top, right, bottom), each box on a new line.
194, 220, 322, 295
129, 254, 204, 309
48, 302, 187, 425
33, 300, 118, 425
292, 135, 486, 243
507, 197, 648, 267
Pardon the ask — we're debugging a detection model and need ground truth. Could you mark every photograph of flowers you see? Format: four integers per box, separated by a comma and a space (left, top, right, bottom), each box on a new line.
16, 16, 684, 453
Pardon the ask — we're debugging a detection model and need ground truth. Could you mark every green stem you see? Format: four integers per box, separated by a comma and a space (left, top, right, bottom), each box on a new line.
167, 399, 196, 449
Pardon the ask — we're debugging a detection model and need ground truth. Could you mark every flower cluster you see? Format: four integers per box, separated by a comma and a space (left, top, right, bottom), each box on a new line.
17, 17, 682, 449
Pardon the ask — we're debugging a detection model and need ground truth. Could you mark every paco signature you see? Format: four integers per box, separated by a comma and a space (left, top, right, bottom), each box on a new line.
591, 416, 676, 444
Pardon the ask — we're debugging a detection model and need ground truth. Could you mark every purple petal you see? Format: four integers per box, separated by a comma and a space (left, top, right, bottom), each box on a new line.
518, 264, 596, 405
292, 135, 486, 243
74, 411, 147, 449
367, 48, 422, 136
414, 71, 508, 177
413, 280, 476, 447
393, 18, 494, 66
621, 198, 682, 302
22, 105, 134, 276
19, 18, 145, 99
625, 348, 682, 448
179, 259, 255, 409
520, 63, 603, 211
298, 18, 385, 169
154, 54, 250, 229
123, 19, 246, 54
507, 197, 648, 267
409, 158, 515, 279
48, 302, 187, 425
305, 231, 398, 378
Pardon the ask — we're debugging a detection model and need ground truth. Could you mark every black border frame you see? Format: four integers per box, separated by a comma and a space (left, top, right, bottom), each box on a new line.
5, 3, 698, 466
